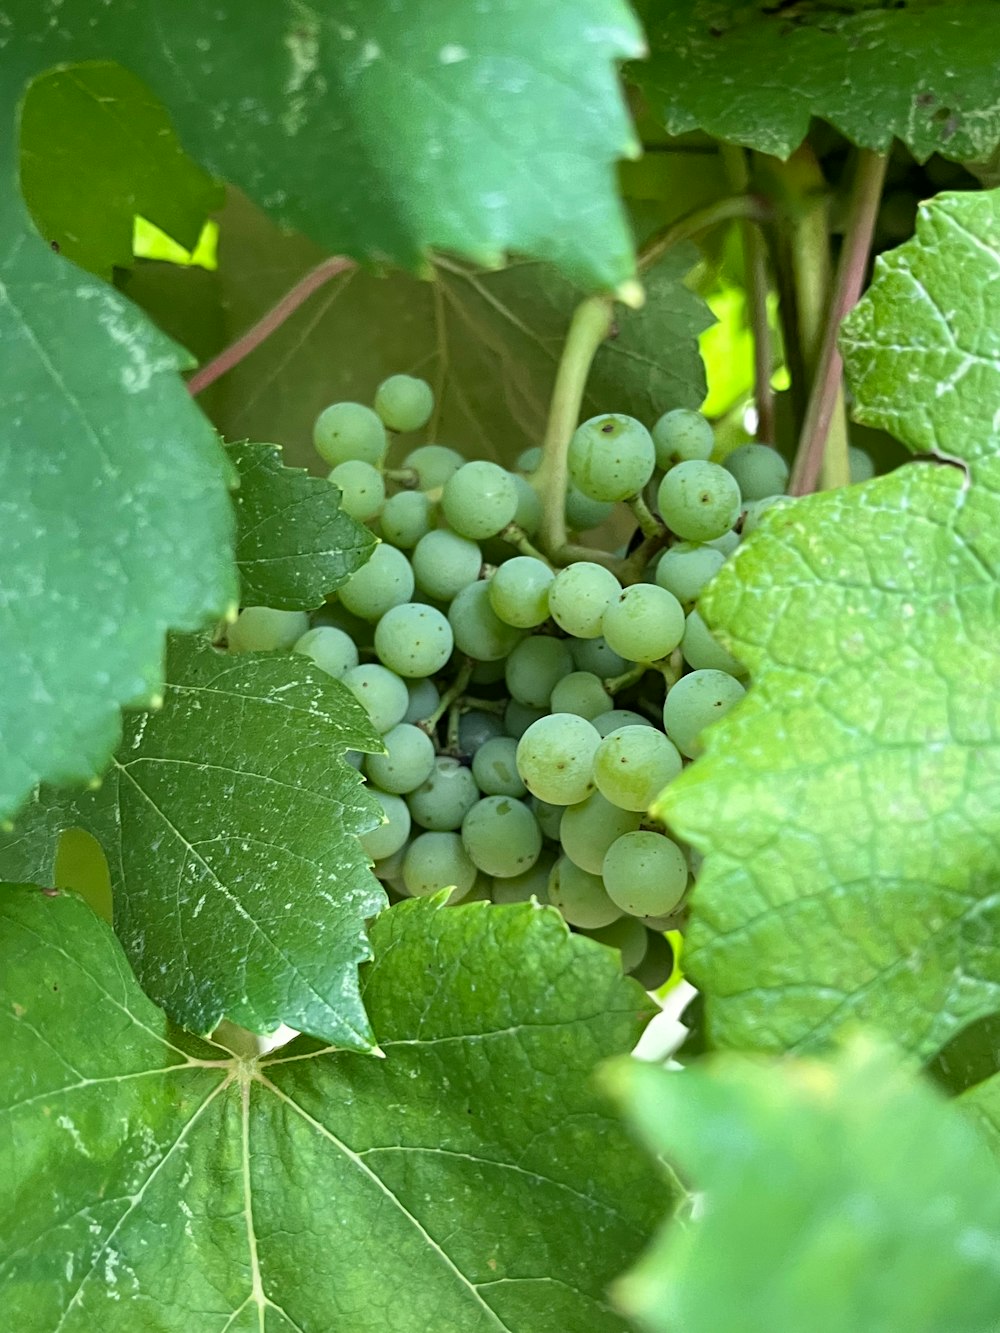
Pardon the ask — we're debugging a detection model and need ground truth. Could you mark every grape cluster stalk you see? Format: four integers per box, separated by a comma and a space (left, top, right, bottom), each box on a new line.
227, 373, 794, 988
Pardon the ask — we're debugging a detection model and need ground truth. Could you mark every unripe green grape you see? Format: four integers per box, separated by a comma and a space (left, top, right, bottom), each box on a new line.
487, 556, 554, 628
550, 671, 612, 721
559, 791, 641, 875
458, 710, 505, 754
517, 445, 542, 473
293, 625, 359, 678
512, 473, 543, 534
461, 796, 542, 877
342, 664, 409, 733
630, 930, 675, 989
658, 460, 741, 542
723, 443, 789, 500
403, 443, 465, 491
593, 725, 682, 811
582, 916, 648, 973
504, 699, 547, 739
548, 856, 622, 928
412, 529, 482, 601
849, 444, 876, 483
403, 831, 477, 899
601, 584, 685, 662
515, 713, 600, 805
570, 636, 628, 678
568, 414, 656, 502
565, 484, 615, 531
228, 606, 309, 653
364, 723, 436, 794
361, 789, 412, 862
654, 542, 726, 606
662, 668, 746, 758
404, 676, 440, 724
375, 602, 454, 678
314, 402, 388, 467
592, 709, 655, 737
408, 757, 479, 830
380, 490, 433, 548
529, 796, 564, 840
602, 830, 688, 918
471, 737, 527, 797
505, 636, 573, 708
708, 530, 740, 557
372, 843, 407, 889
329, 460, 385, 522
549, 562, 622, 639
651, 407, 714, 469
741, 494, 795, 536
339, 542, 414, 620
373, 374, 434, 433
491, 849, 554, 904
448, 580, 524, 661
680, 610, 745, 676
441, 461, 518, 540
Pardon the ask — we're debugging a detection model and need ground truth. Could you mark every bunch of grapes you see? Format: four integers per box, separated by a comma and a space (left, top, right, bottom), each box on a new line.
228, 374, 792, 988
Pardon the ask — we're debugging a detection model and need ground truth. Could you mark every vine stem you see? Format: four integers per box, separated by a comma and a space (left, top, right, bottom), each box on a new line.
789, 149, 888, 496
637, 194, 771, 273
186, 255, 355, 396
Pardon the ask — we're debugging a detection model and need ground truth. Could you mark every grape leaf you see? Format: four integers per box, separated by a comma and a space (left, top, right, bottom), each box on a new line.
659, 189, 1000, 1059
0, 228, 237, 825
19, 60, 223, 278
0, 635, 385, 1048
608, 1039, 1000, 1333
0, 887, 661, 1332
227, 439, 376, 610
960, 1074, 1000, 1159
629, 0, 1000, 162
9, 0, 644, 292
126, 191, 711, 469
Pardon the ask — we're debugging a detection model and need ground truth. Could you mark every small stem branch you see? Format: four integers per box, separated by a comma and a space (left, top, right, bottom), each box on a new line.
420, 659, 473, 733
187, 255, 355, 396
605, 664, 648, 695
620, 530, 670, 585
500, 523, 554, 566
535, 295, 615, 555
638, 194, 772, 274
627, 494, 664, 539
552, 542, 624, 574
790, 149, 888, 496
658, 648, 685, 689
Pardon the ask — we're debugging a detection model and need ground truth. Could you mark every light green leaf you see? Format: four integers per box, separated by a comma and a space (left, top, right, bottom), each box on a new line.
227, 439, 376, 610
960, 1073, 1000, 1159
10, 0, 644, 292
609, 1039, 1000, 1333
658, 189, 1000, 1058
0, 887, 661, 1332
0, 635, 385, 1047
0, 230, 237, 824
19, 61, 223, 278
629, 0, 1000, 162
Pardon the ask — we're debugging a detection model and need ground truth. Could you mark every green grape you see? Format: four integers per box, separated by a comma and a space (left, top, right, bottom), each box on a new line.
550, 671, 612, 721
849, 444, 876, 483
515, 713, 600, 805
441, 461, 518, 540
517, 445, 542, 473
470, 658, 506, 685
505, 636, 574, 708
407, 757, 479, 830
548, 562, 622, 639
570, 636, 628, 678
591, 708, 654, 737
602, 830, 688, 917
411, 529, 482, 601
708, 530, 740, 557
364, 722, 436, 794
342, 664, 409, 734
601, 584, 685, 662
374, 602, 454, 678
657, 460, 741, 542
373, 374, 434, 432
630, 930, 675, 989
512, 473, 543, 534
380, 490, 433, 549
488, 556, 553, 628
582, 916, 648, 972
448, 580, 524, 661
741, 494, 795, 536
403, 443, 465, 491
680, 609, 745, 676
404, 676, 439, 724
593, 725, 683, 811
654, 542, 726, 605
651, 407, 714, 470
314, 402, 388, 467
662, 668, 746, 758
530, 796, 565, 840
228, 607, 309, 653
491, 849, 554, 904
372, 843, 407, 889
471, 737, 527, 796
293, 626, 359, 679
360, 789, 412, 861
548, 856, 622, 928
723, 443, 789, 500
339, 542, 414, 620
461, 796, 542, 877
458, 709, 505, 754
559, 791, 641, 875
565, 484, 615, 531
402, 831, 477, 899
504, 699, 547, 739
311, 599, 372, 649
329, 459, 386, 523
568, 413, 656, 502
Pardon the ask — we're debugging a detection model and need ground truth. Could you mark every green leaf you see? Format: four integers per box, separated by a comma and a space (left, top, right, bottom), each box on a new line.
10, 0, 644, 292
19, 61, 223, 278
630, 0, 1000, 162
227, 439, 376, 610
0, 230, 237, 825
658, 188, 1000, 1059
0, 635, 385, 1047
0, 887, 661, 1332
610, 1039, 1000, 1333
960, 1073, 1000, 1159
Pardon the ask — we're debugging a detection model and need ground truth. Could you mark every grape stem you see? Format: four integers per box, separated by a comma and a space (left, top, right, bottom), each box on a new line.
605, 664, 647, 695
187, 255, 355, 395
620, 530, 670, 585
637, 193, 771, 274
500, 523, 554, 566
384, 467, 418, 488
789, 149, 888, 496
627, 494, 663, 539
420, 659, 474, 733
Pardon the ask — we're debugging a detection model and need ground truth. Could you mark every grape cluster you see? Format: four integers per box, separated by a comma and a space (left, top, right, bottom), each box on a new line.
228, 374, 793, 989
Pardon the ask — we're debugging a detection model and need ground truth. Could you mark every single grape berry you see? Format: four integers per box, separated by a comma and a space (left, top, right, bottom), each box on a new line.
568, 414, 656, 503
657, 459, 741, 542
601, 584, 685, 663
403, 443, 465, 491
662, 668, 746, 758
651, 408, 714, 469
293, 626, 359, 678
723, 443, 789, 501
441, 461, 518, 540
314, 402, 388, 467
548, 562, 622, 640
515, 713, 600, 805
654, 542, 726, 606
373, 374, 434, 433
602, 830, 688, 918
339, 542, 414, 620
374, 603, 454, 678
228, 607, 309, 653
329, 459, 385, 522
360, 790, 412, 861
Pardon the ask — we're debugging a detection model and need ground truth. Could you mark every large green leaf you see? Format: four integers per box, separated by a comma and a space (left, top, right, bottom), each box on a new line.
658, 189, 1000, 1059
960, 1073, 1000, 1159
9, 0, 644, 292
227, 440, 376, 609
0, 230, 237, 824
0, 887, 661, 1332
0, 636, 385, 1047
19, 60, 223, 278
629, 0, 1000, 162
609, 1040, 1000, 1333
